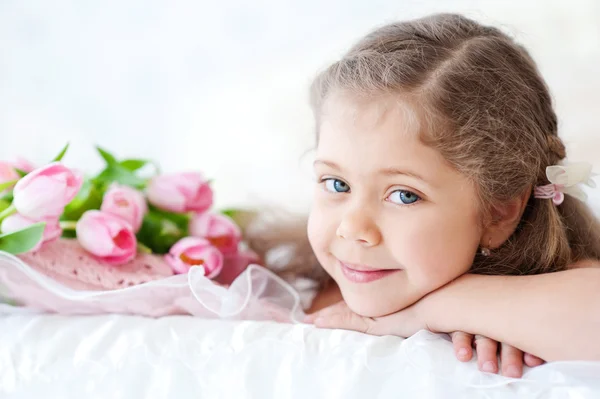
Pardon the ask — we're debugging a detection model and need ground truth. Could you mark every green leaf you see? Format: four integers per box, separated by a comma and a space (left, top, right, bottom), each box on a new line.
93, 148, 151, 189
62, 179, 104, 221
137, 242, 152, 254
147, 205, 190, 231
93, 164, 148, 189
96, 146, 118, 166
14, 168, 27, 178
120, 159, 161, 178
120, 159, 148, 171
0, 223, 45, 254
58, 220, 77, 238
61, 229, 77, 239
220, 208, 238, 219
137, 211, 186, 254
51, 143, 70, 162
1, 192, 14, 203
0, 180, 18, 192
0, 199, 10, 213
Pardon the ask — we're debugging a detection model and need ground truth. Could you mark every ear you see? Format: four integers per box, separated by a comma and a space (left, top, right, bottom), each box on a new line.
481, 188, 531, 249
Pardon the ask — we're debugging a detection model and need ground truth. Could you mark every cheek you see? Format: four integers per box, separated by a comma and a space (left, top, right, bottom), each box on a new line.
387, 205, 481, 291
307, 203, 336, 261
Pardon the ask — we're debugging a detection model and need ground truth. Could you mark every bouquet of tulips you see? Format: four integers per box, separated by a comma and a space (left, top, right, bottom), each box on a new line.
0, 144, 249, 279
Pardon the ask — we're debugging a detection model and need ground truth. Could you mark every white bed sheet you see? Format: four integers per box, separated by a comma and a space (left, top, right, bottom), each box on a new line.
1, 314, 599, 399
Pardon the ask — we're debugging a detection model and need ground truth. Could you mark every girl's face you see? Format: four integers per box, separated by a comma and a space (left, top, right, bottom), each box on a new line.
308, 94, 484, 317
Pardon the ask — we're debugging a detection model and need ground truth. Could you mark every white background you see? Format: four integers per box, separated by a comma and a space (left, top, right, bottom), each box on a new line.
1, 0, 599, 212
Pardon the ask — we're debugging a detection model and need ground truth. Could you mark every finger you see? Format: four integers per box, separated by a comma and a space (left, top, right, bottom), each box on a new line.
451, 332, 474, 362
474, 335, 498, 374
524, 352, 545, 367
313, 310, 371, 333
500, 343, 524, 378
304, 301, 348, 323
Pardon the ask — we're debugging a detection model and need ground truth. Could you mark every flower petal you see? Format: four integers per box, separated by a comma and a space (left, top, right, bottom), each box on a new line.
546, 163, 594, 187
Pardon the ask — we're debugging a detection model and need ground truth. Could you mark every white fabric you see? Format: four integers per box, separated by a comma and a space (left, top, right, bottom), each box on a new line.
0, 251, 305, 322
0, 315, 599, 398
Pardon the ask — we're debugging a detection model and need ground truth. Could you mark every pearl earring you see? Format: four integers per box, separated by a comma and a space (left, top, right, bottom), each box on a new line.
480, 238, 492, 256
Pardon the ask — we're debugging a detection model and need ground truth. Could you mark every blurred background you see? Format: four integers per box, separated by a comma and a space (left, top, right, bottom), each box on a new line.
1, 0, 599, 212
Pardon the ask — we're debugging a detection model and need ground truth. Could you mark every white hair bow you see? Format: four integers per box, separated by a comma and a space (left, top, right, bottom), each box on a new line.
534, 162, 597, 205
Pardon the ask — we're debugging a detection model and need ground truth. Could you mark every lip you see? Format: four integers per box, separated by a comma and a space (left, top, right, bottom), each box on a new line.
339, 261, 400, 283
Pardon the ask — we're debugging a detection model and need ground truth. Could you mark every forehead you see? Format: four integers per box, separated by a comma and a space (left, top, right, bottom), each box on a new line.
319, 91, 422, 140
317, 92, 439, 165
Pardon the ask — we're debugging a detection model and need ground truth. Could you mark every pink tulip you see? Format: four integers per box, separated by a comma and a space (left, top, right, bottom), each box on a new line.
76, 210, 137, 265
101, 183, 148, 232
165, 236, 223, 278
13, 162, 83, 220
189, 212, 241, 254
13, 157, 36, 173
147, 172, 213, 213
0, 214, 62, 252
0, 161, 20, 193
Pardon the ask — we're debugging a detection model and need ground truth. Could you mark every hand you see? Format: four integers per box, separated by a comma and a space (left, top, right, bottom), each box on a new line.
305, 301, 546, 379
451, 332, 545, 378
304, 300, 427, 338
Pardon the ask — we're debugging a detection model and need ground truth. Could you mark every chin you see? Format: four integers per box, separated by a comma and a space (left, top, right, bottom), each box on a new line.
342, 291, 410, 318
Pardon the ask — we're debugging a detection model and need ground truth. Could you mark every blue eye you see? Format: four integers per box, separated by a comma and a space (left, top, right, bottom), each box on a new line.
324, 178, 350, 193
387, 190, 420, 205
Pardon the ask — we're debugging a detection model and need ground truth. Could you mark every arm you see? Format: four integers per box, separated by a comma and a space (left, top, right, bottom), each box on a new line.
426, 266, 600, 361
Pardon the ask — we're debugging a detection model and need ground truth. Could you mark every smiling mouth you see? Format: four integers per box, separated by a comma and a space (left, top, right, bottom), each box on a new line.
338, 261, 401, 283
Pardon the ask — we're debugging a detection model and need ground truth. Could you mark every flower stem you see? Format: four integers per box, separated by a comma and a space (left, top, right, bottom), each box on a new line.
0, 204, 16, 224
137, 242, 152, 254
59, 220, 78, 231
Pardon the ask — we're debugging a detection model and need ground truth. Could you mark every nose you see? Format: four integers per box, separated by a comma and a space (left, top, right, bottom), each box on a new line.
336, 205, 382, 247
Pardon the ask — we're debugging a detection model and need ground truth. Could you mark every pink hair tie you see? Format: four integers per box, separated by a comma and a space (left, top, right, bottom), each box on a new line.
534, 162, 596, 206
533, 184, 565, 205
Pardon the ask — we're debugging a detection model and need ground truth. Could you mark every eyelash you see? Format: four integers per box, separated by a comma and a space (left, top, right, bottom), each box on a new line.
320, 177, 351, 193
319, 178, 422, 206
386, 190, 421, 206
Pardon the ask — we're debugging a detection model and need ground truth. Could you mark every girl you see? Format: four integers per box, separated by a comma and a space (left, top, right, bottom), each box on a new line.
246, 13, 600, 378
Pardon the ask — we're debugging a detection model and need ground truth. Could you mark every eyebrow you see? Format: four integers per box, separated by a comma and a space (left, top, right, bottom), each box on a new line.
313, 159, 427, 182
